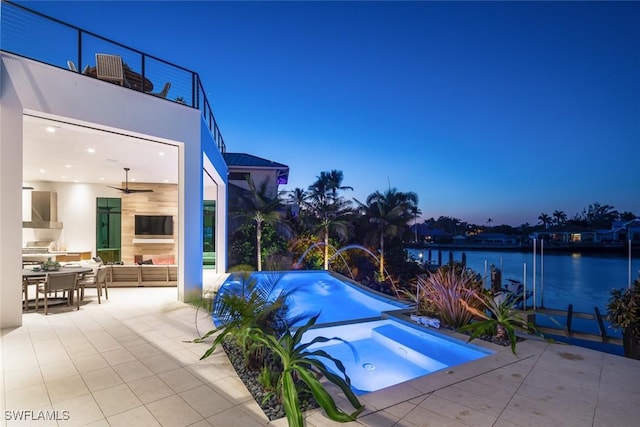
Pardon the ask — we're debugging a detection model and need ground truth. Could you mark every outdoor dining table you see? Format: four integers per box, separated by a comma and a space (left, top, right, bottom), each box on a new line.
84, 66, 154, 92
22, 266, 93, 311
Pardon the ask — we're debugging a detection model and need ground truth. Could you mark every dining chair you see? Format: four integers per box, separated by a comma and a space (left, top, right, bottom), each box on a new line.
22, 276, 45, 311
95, 53, 125, 86
35, 272, 79, 315
149, 82, 171, 99
67, 60, 78, 72
77, 265, 109, 304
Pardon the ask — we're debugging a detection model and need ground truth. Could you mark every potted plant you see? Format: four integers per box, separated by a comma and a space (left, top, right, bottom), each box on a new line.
42, 257, 60, 271
607, 275, 640, 360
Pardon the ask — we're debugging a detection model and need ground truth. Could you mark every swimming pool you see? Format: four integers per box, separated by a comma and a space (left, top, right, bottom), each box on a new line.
216, 270, 493, 393
216, 270, 407, 326
301, 319, 492, 394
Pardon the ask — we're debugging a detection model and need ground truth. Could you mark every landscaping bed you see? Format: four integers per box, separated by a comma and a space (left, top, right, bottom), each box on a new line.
221, 339, 319, 421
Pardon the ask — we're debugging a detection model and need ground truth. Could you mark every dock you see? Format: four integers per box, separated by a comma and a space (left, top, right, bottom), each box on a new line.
524, 305, 623, 347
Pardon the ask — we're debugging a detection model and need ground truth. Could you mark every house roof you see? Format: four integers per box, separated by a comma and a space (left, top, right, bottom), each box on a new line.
223, 152, 288, 169
223, 152, 289, 185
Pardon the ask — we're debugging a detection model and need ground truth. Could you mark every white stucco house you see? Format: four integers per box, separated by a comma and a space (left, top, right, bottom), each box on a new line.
1, 2, 231, 328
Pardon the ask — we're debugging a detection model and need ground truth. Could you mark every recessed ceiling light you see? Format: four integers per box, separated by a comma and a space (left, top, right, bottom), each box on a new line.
65, 164, 71, 168
99, 177, 105, 181
73, 180, 79, 183
87, 148, 95, 153
164, 179, 169, 183
159, 151, 165, 156
131, 178, 136, 182
39, 169, 46, 173
46, 126, 56, 133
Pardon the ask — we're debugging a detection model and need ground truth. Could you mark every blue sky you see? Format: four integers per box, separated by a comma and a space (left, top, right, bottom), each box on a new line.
16, 1, 640, 226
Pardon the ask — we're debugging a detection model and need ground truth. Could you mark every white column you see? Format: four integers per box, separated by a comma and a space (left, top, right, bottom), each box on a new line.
0, 57, 25, 328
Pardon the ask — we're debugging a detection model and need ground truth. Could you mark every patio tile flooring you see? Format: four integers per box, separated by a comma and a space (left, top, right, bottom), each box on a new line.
2, 287, 639, 426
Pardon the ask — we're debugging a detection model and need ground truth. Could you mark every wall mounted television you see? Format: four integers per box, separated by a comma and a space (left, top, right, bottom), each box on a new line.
134, 215, 173, 236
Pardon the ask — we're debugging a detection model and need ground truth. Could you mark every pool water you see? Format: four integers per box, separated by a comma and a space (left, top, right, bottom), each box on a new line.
216, 271, 407, 326
216, 270, 494, 394
301, 319, 491, 394
268, 271, 407, 325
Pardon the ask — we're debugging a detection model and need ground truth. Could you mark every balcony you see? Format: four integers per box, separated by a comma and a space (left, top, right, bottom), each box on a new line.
0, 0, 225, 153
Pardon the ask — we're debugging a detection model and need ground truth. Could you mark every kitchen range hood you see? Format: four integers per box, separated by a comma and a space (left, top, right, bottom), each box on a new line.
22, 191, 63, 229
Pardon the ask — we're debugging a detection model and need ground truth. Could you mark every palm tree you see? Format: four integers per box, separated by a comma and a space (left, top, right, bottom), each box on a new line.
310, 170, 353, 202
323, 169, 353, 200
355, 188, 418, 279
552, 210, 567, 225
307, 196, 352, 270
307, 171, 353, 269
538, 213, 552, 229
234, 177, 291, 271
286, 187, 308, 217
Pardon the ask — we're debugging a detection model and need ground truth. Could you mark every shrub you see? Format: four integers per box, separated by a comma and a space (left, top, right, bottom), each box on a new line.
248, 314, 364, 427
196, 271, 290, 369
460, 291, 539, 355
417, 262, 483, 328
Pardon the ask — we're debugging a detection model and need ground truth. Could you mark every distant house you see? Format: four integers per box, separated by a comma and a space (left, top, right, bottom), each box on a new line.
529, 225, 598, 243
223, 152, 289, 199
411, 224, 451, 243
603, 220, 640, 242
471, 233, 518, 245
223, 152, 290, 233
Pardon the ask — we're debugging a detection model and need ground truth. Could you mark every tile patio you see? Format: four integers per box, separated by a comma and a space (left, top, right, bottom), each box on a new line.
2, 287, 639, 426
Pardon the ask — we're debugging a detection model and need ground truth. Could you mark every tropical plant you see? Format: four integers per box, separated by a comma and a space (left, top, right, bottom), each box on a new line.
607, 275, 640, 359
286, 187, 309, 218
307, 197, 352, 270
195, 270, 291, 369
578, 202, 619, 229
233, 176, 292, 271
459, 291, 539, 355
552, 210, 567, 225
537, 213, 552, 229
258, 364, 279, 393
355, 188, 418, 278
417, 263, 483, 328
247, 313, 364, 427
311, 169, 353, 202
307, 170, 353, 269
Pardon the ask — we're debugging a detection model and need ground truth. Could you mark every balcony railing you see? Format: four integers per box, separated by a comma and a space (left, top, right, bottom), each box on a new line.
0, 0, 226, 154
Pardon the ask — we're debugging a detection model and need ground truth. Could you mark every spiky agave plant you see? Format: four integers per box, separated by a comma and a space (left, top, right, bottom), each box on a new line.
248, 313, 364, 427
459, 291, 539, 355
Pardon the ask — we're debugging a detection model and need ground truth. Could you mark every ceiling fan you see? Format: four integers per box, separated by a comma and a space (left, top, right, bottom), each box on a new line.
107, 167, 153, 194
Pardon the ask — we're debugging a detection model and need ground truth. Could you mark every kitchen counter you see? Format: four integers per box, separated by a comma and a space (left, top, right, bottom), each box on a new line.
22, 251, 92, 262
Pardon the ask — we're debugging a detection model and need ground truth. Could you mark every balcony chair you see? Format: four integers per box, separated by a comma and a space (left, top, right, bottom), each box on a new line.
95, 53, 126, 86
78, 265, 109, 304
149, 82, 171, 99
35, 272, 80, 315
